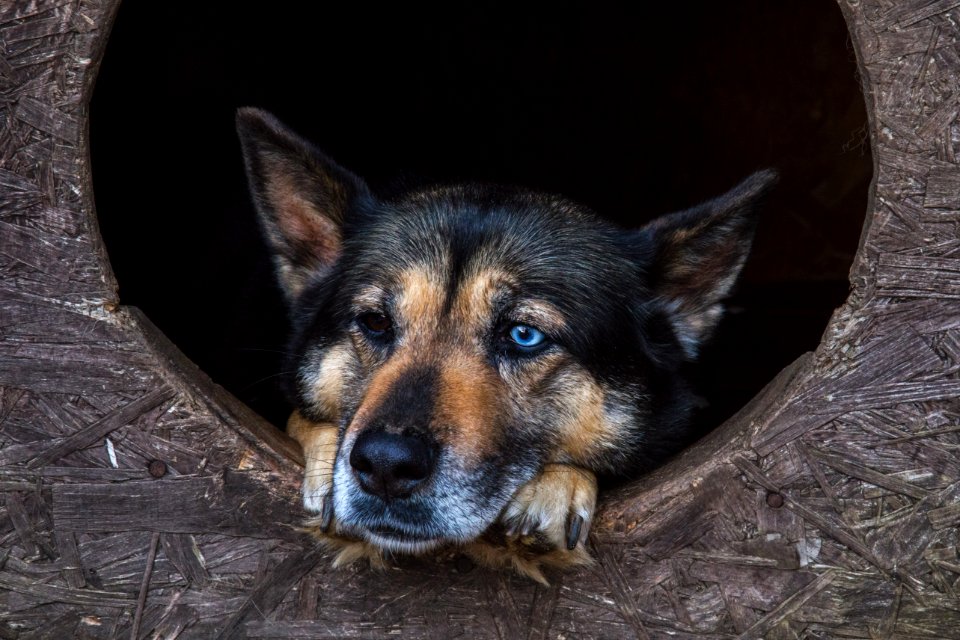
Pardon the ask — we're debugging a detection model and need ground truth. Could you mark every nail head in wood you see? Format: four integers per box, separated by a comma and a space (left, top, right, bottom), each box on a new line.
148, 460, 167, 478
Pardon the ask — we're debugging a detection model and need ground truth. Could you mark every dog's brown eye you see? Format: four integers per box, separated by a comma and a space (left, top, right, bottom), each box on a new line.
359, 312, 392, 334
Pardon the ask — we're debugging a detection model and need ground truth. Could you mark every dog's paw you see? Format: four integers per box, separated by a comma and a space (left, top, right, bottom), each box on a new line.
467, 464, 597, 583
287, 411, 338, 531
503, 463, 598, 552
289, 411, 387, 568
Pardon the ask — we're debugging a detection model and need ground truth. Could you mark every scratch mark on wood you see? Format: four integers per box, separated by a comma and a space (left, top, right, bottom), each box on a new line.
129, 531, 160, 640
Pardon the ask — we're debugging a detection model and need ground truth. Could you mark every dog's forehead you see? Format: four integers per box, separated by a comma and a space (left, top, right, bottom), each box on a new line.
374, 187, 591, 250
351, 189, 632, 285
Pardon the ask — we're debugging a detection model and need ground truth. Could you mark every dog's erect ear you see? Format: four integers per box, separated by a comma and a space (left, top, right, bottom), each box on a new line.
236, 108, 370, 299
639, 170, 778, 358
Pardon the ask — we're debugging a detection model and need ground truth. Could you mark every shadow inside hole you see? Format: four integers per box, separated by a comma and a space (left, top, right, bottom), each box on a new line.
90, 1, 871, 436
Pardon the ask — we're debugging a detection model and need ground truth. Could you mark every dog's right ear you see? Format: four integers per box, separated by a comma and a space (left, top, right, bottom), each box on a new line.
236, 108, 370, 300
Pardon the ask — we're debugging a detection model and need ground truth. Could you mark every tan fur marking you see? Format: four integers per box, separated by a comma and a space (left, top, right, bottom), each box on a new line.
552, 370, 619, 464
304, 342, 354, 421
350, 285, 390, 314
345, 353, 418, 438
434, 351, 504, 461
451, 268, 509, 336
396, 267, 444, 340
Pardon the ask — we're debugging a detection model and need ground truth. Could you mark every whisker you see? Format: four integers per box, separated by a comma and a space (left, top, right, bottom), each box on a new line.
234, 346, 299, 355
239, 370, 297, 390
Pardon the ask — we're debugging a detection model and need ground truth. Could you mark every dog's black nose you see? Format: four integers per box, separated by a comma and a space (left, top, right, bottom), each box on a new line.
349, 430, 433, 499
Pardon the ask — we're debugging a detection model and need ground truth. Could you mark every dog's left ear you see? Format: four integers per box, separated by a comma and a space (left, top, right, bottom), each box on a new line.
639, 170, 778, 358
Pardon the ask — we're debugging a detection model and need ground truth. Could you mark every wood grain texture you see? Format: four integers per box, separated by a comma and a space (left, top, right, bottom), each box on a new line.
1, 0, 959, 637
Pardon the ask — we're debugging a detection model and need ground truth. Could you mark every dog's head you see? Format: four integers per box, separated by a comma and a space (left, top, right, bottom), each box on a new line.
237, 108, 776, 552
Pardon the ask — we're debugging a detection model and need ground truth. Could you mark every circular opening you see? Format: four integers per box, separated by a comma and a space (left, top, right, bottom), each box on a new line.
90, 2, 871, 436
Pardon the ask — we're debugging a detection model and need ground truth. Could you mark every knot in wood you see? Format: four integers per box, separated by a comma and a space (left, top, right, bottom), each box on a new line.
766, 491, 784, 508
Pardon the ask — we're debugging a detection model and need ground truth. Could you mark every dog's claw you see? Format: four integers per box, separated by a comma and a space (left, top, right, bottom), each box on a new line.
320, 493, 334, 533
498, 463, 597, 561
565, 513, 583, 550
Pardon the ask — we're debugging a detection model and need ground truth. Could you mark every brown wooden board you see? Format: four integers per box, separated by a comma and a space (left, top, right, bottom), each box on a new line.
1, 0, 959, 637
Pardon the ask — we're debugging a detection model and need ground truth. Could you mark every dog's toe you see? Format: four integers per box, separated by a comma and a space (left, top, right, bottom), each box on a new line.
468, 463, 597, 581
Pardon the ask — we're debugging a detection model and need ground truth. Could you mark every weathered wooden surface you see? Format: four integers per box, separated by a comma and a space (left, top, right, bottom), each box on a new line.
1, 0, 959, 638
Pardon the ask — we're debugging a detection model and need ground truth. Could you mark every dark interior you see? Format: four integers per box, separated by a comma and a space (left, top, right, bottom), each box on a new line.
91, 2, 872, 434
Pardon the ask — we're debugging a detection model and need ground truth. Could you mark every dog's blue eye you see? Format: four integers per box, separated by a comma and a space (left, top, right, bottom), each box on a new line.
508, 324, 546, 349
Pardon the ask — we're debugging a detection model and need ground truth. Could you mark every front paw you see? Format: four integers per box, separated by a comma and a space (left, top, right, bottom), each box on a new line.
287, 411, 338, 531
502, 463, 597, 553
467, 464, 597, 583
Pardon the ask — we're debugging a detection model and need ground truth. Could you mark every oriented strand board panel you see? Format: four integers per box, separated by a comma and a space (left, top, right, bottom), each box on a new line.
1, 1, 959, 638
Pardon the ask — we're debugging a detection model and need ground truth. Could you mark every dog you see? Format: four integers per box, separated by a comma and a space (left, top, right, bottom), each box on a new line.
236, 107, 776, 582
